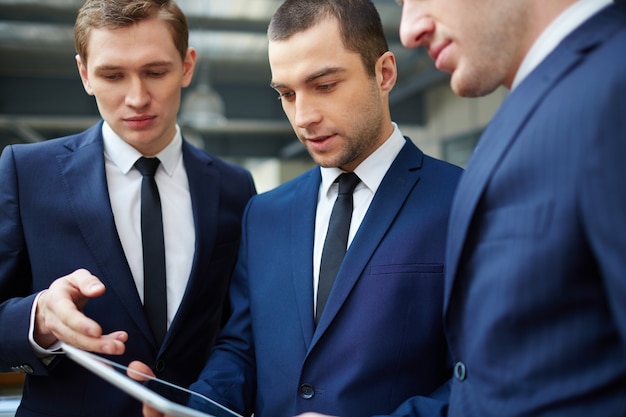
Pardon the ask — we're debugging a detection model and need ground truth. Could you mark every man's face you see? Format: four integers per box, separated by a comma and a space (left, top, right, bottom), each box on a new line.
77, 17, 196, 156
269, 18, 395, 172
398, 0, 530, 96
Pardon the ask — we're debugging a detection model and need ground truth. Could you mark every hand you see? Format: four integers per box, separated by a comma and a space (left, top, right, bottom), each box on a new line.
34, 268, 127, 355
127, 361, 170, 417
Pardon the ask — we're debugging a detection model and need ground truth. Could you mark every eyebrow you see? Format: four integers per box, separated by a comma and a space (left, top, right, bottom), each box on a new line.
94, 61, 174, 72
270, 67, 345, 89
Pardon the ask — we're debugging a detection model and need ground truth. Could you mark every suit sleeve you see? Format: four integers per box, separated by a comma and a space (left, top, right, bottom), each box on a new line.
0, 145, 51, 375
580, 79, 626, 347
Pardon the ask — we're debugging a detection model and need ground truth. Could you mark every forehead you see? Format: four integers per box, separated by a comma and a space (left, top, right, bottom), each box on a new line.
85, 17, 178, 66
268, 18, 363, 85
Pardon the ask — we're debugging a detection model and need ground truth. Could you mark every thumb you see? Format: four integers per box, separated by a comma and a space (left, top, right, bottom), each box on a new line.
68, 268, 106, 298
127, 361, 156, 382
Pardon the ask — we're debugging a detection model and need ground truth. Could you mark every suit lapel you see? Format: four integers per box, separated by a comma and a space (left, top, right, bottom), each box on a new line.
291, 169, 321, 346
312, 141, 423, 343
444, 5, 621, 312
165, 141, 218, 343
55, 124, 150, 338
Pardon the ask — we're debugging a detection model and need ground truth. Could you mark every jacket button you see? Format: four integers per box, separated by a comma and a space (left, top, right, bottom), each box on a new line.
155, 360, 166, 372
299, 383, 315, 399
454, 361, 467, 381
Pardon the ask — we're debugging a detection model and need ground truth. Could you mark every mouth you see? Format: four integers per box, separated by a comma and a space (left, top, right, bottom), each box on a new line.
303, 133, 337, 152
125, 115, 155, 122
306, 134, 334, 143
429, 40, 452, 70
123, 115, 156, 129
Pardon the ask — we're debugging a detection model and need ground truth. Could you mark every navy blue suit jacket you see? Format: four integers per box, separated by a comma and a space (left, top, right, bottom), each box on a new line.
190, 139, 462, 417
444, 3, 626, 416
0, 122, 255, 417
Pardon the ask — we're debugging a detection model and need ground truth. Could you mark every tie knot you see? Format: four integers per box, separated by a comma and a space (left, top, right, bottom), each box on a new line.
135, 157, 161, 177
337, 172, 360, 195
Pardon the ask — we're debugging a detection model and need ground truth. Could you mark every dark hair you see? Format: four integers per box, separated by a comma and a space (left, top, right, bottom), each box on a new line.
74, 0, 188, 64
268, 0, 389, 76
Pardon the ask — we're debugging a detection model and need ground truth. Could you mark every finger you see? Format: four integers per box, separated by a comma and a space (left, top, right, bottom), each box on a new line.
49, 294, 103, 337
127, 361, 155, 381
88, 332, 128, 355
143, 402, 166, 417
131, 363, 167, 417
64, 268, 107, 300
52, 320, 127, 355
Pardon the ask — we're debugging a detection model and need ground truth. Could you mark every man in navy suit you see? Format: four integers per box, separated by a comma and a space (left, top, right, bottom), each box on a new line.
134, 1, 461, 417
396, 0, 626, 415
0, 1, 255, 416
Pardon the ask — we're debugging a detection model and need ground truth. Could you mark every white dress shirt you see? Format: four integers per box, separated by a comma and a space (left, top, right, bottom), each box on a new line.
103, 122, 195, 329
512, 0, 612, 90
313, 123, 406, 312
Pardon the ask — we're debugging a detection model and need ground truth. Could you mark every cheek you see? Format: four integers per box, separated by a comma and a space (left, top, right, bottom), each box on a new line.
90, 87, 119, 109
161, 84, 181, 102
280, 101, 296, 123
155, 78, 184, 103
92, 83, 129, 112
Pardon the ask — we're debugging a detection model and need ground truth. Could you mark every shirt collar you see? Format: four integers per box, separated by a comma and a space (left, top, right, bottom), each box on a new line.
320, 122, 406, 197
102, 121, 183, 176
512, 0, 612, 90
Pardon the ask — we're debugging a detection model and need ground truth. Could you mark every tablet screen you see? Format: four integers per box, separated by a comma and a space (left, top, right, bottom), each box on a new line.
61, 343, 242, 417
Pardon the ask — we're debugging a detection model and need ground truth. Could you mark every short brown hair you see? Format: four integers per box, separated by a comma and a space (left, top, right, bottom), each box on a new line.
74, 0, 189, 64
268, 0, 389, 77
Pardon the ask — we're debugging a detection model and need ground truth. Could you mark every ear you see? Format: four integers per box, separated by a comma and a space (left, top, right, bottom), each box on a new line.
181, 47, 197, 88
76, 54, 94, 96
376, 51, 397, 94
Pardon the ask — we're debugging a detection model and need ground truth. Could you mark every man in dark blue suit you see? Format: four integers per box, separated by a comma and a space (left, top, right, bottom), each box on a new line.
0, 1, 255, 416
134, 1, 461, 417
398, 0, 626, 415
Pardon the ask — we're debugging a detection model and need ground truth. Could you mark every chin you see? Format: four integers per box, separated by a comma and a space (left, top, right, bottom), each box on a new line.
452, 78, 496, 98
313, 156, 341, 169
452, 66, 503, 98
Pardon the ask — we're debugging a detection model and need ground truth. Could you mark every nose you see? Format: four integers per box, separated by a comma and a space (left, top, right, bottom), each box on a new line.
293, 94, 322, 129
399, 4, 433, 49
125, 77, 150, 109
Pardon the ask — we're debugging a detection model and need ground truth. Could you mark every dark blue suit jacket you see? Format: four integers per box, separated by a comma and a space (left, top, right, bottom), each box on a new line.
190, 139, 462, 417
0, 121, 256, 417
444, 3, 626, 416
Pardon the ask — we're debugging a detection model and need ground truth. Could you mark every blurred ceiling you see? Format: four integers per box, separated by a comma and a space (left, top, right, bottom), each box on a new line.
0, 0, 446, 161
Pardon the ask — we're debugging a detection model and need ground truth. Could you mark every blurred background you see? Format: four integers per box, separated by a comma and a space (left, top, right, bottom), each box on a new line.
0, 0, 508, 192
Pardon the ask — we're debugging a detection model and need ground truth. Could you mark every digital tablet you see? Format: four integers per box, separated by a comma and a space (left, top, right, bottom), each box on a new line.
61, 343, 242, 417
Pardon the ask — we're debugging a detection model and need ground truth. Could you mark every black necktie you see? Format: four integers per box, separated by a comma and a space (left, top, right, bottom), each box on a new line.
316, 172, 361, 325
134, 157, 167, 346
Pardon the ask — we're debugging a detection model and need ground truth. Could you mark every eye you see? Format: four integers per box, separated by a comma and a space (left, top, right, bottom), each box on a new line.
102, 73, 122, 81
317, 83, 335, 91
277, 91, 295, 101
